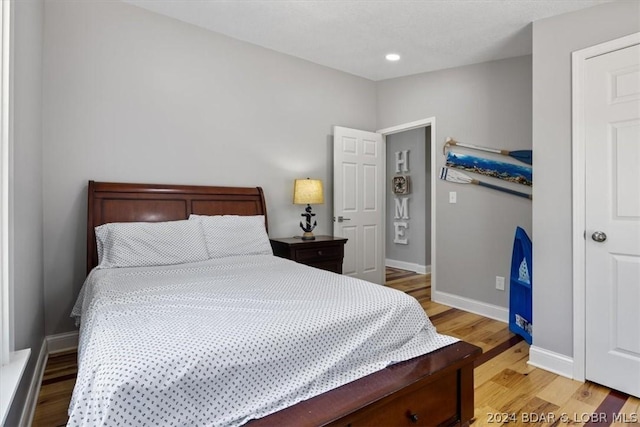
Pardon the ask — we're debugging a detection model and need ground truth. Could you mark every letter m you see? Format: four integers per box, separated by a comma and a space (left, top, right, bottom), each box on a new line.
394, 197, 409, 219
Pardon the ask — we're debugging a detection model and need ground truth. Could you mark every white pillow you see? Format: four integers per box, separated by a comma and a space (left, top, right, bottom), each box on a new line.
95, 220, 210, 268
189, 214, 273, 258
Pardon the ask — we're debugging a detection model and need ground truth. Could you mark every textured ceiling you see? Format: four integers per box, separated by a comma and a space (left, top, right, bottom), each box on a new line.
124, 0, 614, 81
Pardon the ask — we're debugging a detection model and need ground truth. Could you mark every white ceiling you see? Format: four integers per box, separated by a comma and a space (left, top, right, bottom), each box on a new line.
124, 0, 613, 81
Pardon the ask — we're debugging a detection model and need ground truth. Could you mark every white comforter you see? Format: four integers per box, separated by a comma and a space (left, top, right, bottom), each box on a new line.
69, 255, 457, 427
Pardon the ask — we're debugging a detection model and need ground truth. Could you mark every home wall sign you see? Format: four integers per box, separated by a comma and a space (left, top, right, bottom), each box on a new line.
393, 150, 410, 245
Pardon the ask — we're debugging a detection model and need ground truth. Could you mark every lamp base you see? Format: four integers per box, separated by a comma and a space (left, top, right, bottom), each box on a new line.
301, 231, 316, 241
299, 204, 317, 240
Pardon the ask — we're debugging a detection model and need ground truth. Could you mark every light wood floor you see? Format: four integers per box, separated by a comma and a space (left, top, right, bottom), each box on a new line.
32, 268, 639, 427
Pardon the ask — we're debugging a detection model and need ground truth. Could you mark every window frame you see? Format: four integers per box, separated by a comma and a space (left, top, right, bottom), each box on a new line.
0, 2, 30, 424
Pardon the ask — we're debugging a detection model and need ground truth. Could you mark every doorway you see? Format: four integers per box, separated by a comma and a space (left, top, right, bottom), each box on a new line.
384, 126, 431, 275
377, 118, 437, 291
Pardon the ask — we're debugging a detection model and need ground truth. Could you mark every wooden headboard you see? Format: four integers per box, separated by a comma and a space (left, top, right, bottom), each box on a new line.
86, 181, 267, 273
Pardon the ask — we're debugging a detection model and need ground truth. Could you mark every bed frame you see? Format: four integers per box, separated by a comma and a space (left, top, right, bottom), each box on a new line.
87, 180, 481, 426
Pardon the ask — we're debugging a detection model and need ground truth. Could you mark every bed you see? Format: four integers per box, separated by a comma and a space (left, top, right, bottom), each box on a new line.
72, 180, 481, 427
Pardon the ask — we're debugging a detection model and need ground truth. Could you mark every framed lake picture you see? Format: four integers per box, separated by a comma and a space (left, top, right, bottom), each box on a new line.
446, 152, 532, 186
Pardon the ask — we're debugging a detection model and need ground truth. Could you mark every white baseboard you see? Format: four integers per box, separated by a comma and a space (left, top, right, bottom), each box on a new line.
432, 290, 508, 323
528, 346, 574, 379
385, 259, 430, 275
19, 339, 47, 427
46, 331, 79, 354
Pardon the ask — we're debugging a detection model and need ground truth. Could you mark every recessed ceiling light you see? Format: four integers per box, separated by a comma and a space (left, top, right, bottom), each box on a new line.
385, 53, 401, 62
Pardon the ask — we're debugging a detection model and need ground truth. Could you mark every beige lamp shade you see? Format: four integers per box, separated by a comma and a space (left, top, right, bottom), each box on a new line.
293, 179, 324, 205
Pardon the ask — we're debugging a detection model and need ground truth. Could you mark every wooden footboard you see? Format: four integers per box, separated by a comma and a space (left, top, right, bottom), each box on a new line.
251, 341, 481, 427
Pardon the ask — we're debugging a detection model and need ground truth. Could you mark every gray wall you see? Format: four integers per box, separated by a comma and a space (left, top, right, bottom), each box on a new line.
42, 0, 377, 335
7, 0, 46, 424
385, 127, 430, 269
377, 56, 532, 308
532, 1, 640, 357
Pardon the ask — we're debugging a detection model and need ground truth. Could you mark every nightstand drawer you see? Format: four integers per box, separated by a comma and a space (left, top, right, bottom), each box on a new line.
294, 245, 342, 262
269, 236, 348, 274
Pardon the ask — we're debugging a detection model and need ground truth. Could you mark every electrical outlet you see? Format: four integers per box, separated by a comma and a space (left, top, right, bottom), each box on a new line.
449, 191, 457, 204
495, 276, 505, 291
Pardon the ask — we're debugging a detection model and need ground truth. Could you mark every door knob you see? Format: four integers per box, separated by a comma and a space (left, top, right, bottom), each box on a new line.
591, 231, 607, 242
337, 216, 351, 223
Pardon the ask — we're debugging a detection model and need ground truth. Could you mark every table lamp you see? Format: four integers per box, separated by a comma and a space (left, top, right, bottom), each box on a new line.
293, 178, 324, 240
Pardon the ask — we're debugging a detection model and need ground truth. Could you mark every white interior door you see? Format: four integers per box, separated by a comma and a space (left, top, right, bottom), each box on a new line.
585, 43, 640, 398
333, 126, 384, 284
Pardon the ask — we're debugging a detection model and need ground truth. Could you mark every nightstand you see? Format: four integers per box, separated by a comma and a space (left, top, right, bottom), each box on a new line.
270, 236, 348, 274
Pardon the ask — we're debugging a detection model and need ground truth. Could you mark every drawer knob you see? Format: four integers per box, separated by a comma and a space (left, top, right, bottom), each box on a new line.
408, 412, 419, 423
317, 250, 323, 256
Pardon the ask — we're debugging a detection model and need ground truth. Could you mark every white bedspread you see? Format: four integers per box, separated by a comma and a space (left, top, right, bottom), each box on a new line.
69, 255, 457, 427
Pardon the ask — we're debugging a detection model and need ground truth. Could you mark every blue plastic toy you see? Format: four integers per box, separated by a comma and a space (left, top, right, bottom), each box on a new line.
509, 227, 532, 344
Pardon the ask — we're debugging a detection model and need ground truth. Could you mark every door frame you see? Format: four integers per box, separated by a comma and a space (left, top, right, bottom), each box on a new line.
571, 32, 640, 382
377, 117, 436, 291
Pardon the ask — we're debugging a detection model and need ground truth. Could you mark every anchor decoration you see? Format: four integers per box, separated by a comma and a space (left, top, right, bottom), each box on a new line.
299, 204, 317, 240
